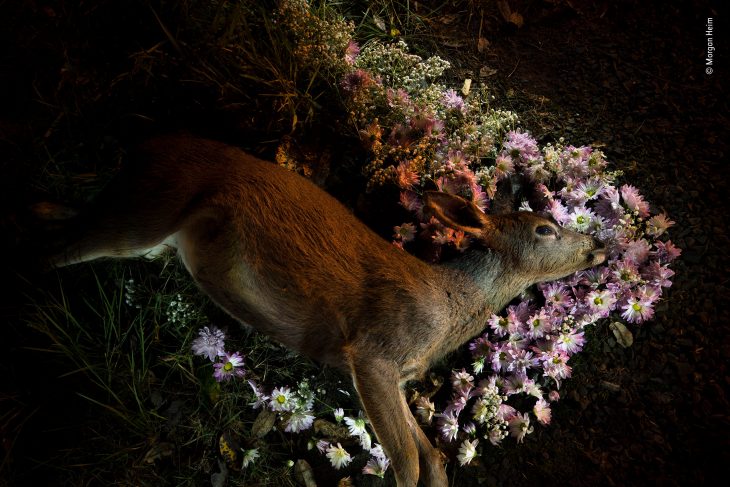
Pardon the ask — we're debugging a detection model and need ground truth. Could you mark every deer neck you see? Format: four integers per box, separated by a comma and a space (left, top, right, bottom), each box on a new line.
434, 248, 532, 353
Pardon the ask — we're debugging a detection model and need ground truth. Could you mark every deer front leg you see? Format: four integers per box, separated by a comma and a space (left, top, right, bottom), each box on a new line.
347, 352, 447, 487
409, 412, 448, 486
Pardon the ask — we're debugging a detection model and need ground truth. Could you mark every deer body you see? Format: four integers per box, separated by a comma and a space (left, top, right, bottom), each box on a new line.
48, 136, 605, 486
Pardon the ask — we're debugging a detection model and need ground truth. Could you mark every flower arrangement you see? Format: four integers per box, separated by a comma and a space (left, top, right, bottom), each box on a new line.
186, 0, 678, 477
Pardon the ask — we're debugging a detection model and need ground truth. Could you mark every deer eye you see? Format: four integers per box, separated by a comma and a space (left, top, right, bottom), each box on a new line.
535, 225, 556, 237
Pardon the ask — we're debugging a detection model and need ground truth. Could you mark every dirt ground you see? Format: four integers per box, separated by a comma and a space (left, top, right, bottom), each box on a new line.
1, 0, 728, 486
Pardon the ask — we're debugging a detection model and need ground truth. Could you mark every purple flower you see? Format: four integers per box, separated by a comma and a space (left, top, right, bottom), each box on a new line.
341, 69, 376, 93
442, 89, 465, 111
542, 351, 572, 383
585, 289, 617, 317
579, 266, 611, 288
192, 326, 226, 362
491, 344, 513, 373
525, 310, 552, 339
363, 444, 390, 477
642, 261, 675, 288
503, 131, 540, 162
594, 185, 624, 223
452, 369, 475, 392
469, 334, 492, 357
612, 259, 641, 287
652, 240, 682, 263
621, 296, 655, 323
438, 411, 460, 442
493, 154, 515, 180
213, 352, 245, 382
507, 349, 538, 375
556, 330, 585, 355
541, 282, 574, 309
488, 313, 517, 338
546, 199, 571, 225
248, 380, 270, 409
445, 394, 470, 416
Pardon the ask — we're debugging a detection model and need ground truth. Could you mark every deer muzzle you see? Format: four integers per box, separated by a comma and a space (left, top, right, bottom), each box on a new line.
587, 237, 607, 265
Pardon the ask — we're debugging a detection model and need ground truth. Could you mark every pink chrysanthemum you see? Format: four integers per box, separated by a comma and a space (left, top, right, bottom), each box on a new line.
585, 288, 617, 317
542, 282, 574, 309
556, 330, 586, 355
620, 184, 650, 217
452, 369, 475, 392
533, 398, 552, 425
623, 238, 652, 264
508, 412, 533, 443
493, 154, 515, 180
642, 261, 675, 288
621, 295, 655, 323
396, 161, 419, 189
344, 40, 360, 65
525, 310, 552, 339
652, 240, 682, 263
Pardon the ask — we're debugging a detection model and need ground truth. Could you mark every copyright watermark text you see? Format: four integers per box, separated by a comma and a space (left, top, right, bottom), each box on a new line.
706, 17, 714, 75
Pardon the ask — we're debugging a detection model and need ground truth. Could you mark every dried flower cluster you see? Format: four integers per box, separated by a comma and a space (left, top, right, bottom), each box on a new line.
275, 0, 354, 76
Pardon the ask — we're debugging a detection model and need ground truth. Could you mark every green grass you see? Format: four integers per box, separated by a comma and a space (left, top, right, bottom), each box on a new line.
8, 259, 341, 485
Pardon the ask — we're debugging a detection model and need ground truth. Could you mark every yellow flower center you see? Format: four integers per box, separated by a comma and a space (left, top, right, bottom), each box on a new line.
224, 362, 233, 372
594, 297, 603, 305
632, 303, 642, 312
276, 395, 286, 404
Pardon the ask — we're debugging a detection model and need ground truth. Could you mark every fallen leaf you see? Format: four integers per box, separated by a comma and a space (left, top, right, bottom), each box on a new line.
252, 409, 277, 438
143, 442, 174, 464
294, 459, 317, 487
373, 15, 386, 31
313, 419, 351, 440
480, 66, 498, 78
219, 432, 240, 468
610, 321, 634, 348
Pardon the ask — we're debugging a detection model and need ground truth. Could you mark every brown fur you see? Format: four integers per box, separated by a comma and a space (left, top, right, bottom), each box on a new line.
49, 135, 606, 486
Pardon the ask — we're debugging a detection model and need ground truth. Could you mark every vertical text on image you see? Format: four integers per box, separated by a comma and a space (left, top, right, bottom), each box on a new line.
706, 17, 714, 75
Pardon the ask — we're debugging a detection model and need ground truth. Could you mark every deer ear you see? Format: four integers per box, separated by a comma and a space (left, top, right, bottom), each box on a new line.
424, 191, 488, 235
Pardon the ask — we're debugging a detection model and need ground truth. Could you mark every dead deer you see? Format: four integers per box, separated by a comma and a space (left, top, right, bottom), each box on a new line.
46, 135, 606, 486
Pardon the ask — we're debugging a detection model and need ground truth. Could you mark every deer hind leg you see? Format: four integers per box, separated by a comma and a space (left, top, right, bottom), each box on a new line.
348, 352, 447, 487
46, 174, 184, 268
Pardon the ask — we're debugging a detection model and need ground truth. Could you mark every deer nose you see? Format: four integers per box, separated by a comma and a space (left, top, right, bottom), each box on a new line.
592, 237, 606, 249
